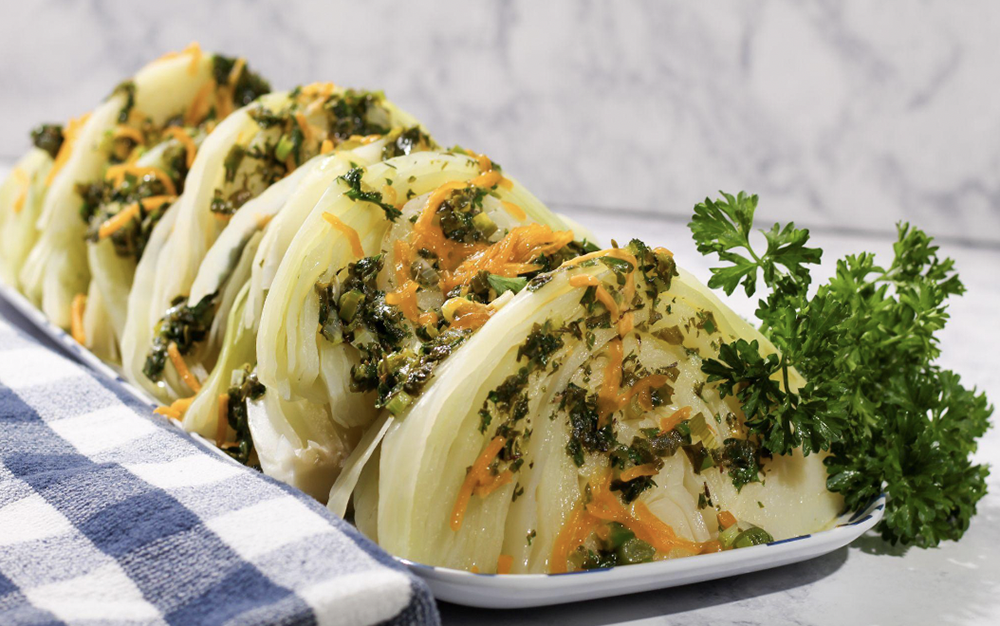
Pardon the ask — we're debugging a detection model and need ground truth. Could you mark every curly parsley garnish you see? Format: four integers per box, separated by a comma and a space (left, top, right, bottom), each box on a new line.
689, 191, 992, 548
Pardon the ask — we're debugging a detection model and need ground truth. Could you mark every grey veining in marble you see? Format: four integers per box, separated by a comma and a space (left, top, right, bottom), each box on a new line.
2, 0, 1000, 244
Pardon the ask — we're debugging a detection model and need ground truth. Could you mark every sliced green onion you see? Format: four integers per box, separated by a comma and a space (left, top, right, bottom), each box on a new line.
605, 522, 635, 550
472, 212, 498, 237
689, 412, 717, 449
275, 134, 296, 161
386, 391, 413, 415
718, 522, 742, 549
733, 527, 773, 549
624, 394, 645, 421
616, 537, 655, 564
338, 289, 365, 322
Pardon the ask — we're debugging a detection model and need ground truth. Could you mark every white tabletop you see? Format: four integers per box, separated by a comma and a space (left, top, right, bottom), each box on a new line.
1, 180, 997, 625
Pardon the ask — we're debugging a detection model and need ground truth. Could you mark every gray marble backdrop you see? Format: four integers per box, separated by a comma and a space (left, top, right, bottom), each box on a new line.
2, 0, 999, 244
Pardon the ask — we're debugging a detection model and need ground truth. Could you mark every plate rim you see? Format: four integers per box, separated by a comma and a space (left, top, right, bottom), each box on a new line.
0, 282, 886, 608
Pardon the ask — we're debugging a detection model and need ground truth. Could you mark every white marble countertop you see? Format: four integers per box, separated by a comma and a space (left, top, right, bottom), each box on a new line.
437, 206, 1000, 625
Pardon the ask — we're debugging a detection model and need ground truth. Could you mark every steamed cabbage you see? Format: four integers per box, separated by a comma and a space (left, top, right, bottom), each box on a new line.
254, 150, 588, 502
122, 86, 421, 401
373, 241, 842, 573
0, 148, 53, 286
19, 49, 223, 328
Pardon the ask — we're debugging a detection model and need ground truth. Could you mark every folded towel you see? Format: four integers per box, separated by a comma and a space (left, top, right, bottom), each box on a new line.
0, 312, 440, 626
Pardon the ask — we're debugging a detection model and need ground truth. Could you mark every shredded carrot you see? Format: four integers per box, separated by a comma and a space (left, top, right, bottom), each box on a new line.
227, 57, 245, 86
597, 338, 624, 425
155, 42, 203, 73
654, 246, 674, 257
320, 139, 334, 154
97, 196, 175, 239
449, 300, 494, 331
660, 406, 692, 433
184, 42, 203, 74
496, 554, 514, 575
97, 204, 140, 239
322, 213, 364, 258
451, 436, 506, 531
46, 113, 89, 185
413, 180, 475, 266
630, 500, 703, 555
153, 396, 195, 420
717, 511, 738, 530
294, 113, 313, 143
112, 126, 145, 144
301, 82, 337, 115
550, 503, 603, 574
300, 82, 336, 98
385, 282, 420, 323
167, 342, 201, 392
624, 374, 670, 412
153, 406, 180, 419
500, 201, 526, 221
386, 240, 421, 322
550, 472, 703, 573
418, 311, 438, 326
185, 79, 217, 126
70, 294, 86, 344
700, 540, 724, 554
348, 134, 382, 145
616, 311, 634, 337
568, 274, 620, 318
469, 566, 480, 574
564, 247, 639, 271
565, 247, 639, 310
164, 127, 197, 168
473, 470, 513, 497
441, 224, 574, 293
215, 394, 230, 447
11, 168, 28, 214
467, 152, 509, 188
12, 189, 26, 214
470, 169, 503, 189
620, 464, 659, 482
105, 165, 177, 196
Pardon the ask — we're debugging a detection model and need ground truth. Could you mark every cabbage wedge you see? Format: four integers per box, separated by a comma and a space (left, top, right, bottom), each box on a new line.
19, 48, 232, 329
81, 53, 269, 361
0, 145, 53, 286
254, 150, 591, 502
122, 86, 421, 401
373, 241, 842, 573
178, 129, 437, 446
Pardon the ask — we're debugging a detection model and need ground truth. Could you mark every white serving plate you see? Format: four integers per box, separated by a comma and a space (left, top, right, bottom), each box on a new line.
0, 281, 885, 610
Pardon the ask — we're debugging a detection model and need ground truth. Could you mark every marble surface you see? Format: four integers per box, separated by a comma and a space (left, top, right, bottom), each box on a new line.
2, 1, 1000, 244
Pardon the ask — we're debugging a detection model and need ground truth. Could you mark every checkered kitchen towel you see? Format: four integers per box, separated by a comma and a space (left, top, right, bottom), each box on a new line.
0, 313, 439, 626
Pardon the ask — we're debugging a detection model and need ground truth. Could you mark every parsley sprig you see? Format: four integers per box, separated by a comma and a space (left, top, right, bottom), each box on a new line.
689, 191, 992, 547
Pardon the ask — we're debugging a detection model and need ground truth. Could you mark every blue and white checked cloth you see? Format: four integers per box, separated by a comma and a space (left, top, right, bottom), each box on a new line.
0, 314, 440, 626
